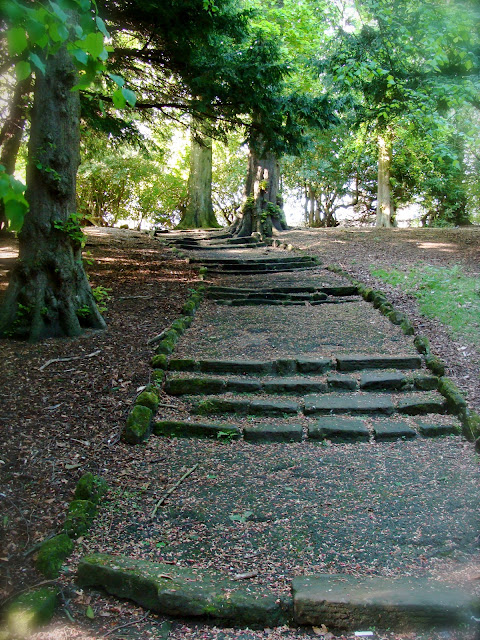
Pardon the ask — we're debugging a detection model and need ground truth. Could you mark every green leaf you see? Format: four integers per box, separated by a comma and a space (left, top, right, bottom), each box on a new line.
95, 16, 110, 37
112, 88, 127, 109
4, 199, 28, 232
82, 32, 104, 59
71, 48, 88, 66
109, 74, 124, 87
26, 19, 47, 45
121, 87, 136, 107
29, 53, 46, 75
49, 1, 68, 23
85, 605, 95, 620
15, 61, 31, 82
7, 28, 28, 56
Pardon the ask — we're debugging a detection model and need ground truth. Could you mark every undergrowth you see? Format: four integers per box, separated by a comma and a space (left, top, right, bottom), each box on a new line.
370, 264, 480, 344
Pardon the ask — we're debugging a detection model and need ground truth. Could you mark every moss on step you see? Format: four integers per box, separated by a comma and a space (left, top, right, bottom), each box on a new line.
74, 473, 108, 505
35, 533, 74, 578
4, 587, 57, 638
64, 500, 97, 539
122, 405, 153, 444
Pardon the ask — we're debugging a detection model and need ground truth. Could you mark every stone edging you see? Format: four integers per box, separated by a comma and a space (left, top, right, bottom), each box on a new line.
121, 280, 206, 445
1, 473, 109, 638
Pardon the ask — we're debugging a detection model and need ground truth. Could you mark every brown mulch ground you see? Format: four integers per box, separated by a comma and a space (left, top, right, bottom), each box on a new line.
1, 226, 479, 640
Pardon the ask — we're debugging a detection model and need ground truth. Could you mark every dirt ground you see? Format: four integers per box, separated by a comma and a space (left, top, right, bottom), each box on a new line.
0, 226, 479, 640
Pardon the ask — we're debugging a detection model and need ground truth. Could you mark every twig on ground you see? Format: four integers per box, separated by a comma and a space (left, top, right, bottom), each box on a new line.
102, 610, 151, 637
147, 330, 167, 345
39, 350, 102, 371
118, 295, 153, 300
150, 464, 199, 519
233, 571, 258, 580
157, 403, 178, 410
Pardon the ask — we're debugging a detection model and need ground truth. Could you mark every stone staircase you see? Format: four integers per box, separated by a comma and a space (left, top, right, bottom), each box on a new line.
159, 353, 459, 444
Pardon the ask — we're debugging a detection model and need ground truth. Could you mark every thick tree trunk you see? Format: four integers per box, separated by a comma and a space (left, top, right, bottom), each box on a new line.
177, 122, 220, 229
0, 47, 106, 341
233, 141, 286, 238
0, 77, 32, 232
376, 134, 393, 228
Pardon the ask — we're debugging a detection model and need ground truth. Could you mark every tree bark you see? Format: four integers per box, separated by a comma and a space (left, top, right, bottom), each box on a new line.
176, 121, 220, 229
0, 47, 106, 340
232, 139, 287, 238
376, 134, 393, 228
0, 77, 32, 232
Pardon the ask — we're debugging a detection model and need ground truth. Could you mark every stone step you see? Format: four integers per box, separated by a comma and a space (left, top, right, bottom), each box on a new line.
188, 256, 318, 266
304, 392, 446, 416
164, 372, 438, 396
207, 286, 359, 298
292, 574, 474, 631
77, 554, 292, 627
336, 354, 422, 371
189, 392, 446, 418
151, 415, 461, 443
153, 420, 241, 440
219, 298, 354, 307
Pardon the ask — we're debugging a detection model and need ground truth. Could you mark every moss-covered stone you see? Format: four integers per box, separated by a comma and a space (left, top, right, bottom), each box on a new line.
151, 369, 165, 383
153, 420, 240, 440
182, 301, 196, 316
135, 391, 160, 413
155, 338, 176, 355
76, 554, 292, 627
162, 329, 179, 343
35, 534, 74, 578
460, 409, 480, 442
437, 377, 467, 415
74, 473, 108, 504
379, 302, 394, 316
387, 310, 407, 325
425, 354, 446, 376
151, 354, 168, 369
170, 318, 187, 334
411, 374, 438, 391
5, 587, 57, 638
401, 319, 414, 335
363, 288, 375, 302
122, 405, 153, 444
372, 292, 388, 309
414, 335, 430, 355
63, 500, 97, 539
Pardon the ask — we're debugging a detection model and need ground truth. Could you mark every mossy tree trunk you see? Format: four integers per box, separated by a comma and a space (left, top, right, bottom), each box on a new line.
231, 138, 287, 238
176, 121, 220, 229
0, 77, 32, 233
0, 47, 106, 341
375, 133, 393, 228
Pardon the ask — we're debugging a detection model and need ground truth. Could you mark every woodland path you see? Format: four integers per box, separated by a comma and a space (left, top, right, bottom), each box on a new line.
76, 230, 480, 639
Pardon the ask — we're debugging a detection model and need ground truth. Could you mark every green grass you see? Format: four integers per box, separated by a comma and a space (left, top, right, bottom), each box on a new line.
370, 264, 480, 344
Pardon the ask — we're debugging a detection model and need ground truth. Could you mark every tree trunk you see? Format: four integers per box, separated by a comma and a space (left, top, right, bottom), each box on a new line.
232, 137, 287, 238
376, 134, 393, 228
177, 122, 220, 229
0, 77, 32, 232
0, 47, 106, 341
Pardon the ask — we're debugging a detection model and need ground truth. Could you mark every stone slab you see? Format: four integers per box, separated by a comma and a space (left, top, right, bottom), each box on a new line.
198, 360, 274, 375
262, 378, 328, 395
308, 417, 369, 442
360, 371, 407, 391
373, 420, 417, 441
165, 377, 226, 395
249, 398, 299, 416
243, 423, 303, 443
416, 421, 461, 437
153, 420, 241, 440
327, 374, 357, 391
292, 574, 473, 631
295, 357, 332, 374
77, 554, 292, 627
396, 393, 446, 415
304, 394, 394, 416
336, 355, 422, 372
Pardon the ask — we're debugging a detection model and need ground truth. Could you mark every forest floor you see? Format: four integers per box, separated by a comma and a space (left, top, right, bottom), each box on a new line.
0, 225, 479, 640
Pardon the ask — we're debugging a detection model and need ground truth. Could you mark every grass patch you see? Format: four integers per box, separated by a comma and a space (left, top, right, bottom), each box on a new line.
370, 264, 480, 343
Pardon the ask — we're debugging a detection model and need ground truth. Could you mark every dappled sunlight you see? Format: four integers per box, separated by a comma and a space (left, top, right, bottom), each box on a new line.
415, 242, 457, 252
